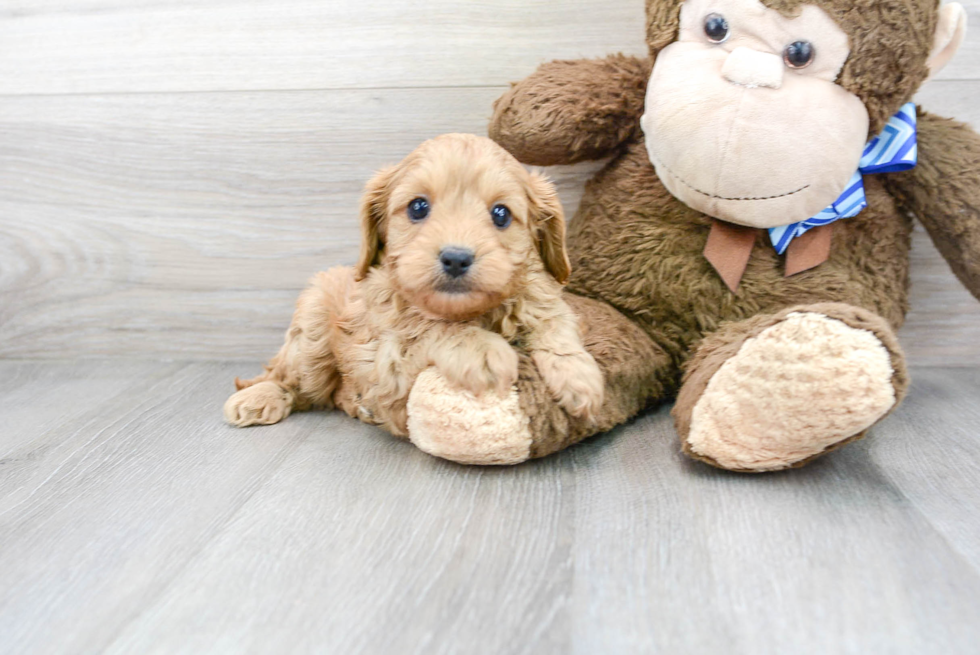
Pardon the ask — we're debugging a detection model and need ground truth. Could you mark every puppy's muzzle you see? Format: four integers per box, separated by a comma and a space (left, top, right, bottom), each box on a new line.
439, 247, 475, 279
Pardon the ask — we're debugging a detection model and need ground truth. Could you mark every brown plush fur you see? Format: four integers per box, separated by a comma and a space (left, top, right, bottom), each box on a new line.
883, 111, 980, 301
518, 294, 675, 459
488, 0, 980, 468
225, 134, 604, 435
489, 55, 651, 167
566, 140, 913, 362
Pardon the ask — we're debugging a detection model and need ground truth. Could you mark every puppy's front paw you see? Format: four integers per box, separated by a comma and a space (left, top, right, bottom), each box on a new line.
483, 336, 521, 397
223, 381, 294, 427
439, 333, 519, 399
533, 350, 605, 421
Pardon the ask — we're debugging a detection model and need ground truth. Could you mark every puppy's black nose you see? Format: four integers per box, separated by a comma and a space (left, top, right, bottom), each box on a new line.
440, 247, 475, 278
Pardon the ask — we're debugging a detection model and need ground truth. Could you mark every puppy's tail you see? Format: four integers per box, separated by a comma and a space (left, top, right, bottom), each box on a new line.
305, 266, 357, 329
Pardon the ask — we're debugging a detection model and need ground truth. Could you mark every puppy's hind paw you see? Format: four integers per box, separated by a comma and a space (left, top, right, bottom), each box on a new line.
223, 381, 294, 427
533, 350, 605, 421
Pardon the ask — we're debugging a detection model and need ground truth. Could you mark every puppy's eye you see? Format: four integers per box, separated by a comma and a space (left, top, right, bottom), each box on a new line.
784, 41, 815, 69
490, 204, 512, 229
704, 13, 730, 43
407, 197, 430, 222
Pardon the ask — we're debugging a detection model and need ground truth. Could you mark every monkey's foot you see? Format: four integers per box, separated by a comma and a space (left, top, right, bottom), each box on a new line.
406, 367, 532, 465
673, 304, 908, 472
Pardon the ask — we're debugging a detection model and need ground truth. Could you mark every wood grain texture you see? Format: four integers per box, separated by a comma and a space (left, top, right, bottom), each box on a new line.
0, 361, 978, 654
2, 83, 978, 363
869, 367, 980, 571
0, 86, 603, 360
0, 0, 648, 96
0, 1, 978, 363
0, 361, 324, 654
0, 0, 975, 96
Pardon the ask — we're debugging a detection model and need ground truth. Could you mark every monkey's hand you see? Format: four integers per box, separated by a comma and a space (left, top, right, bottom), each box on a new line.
883, 110, 980, 302
489, 55, 651, 167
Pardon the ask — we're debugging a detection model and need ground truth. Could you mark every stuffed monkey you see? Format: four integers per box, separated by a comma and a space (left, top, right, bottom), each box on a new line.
405, 0, 980, 471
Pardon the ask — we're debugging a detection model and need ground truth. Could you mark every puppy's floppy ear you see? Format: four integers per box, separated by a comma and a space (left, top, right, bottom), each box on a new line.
355, 165, 398, 281
526, 171, 571, 284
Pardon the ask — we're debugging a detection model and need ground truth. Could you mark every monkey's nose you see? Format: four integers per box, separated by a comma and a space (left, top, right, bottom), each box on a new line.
722, 47, 783, 89
440, 247, 475, 278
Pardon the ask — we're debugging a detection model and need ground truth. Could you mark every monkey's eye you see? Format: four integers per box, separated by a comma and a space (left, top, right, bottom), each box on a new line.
783, 41, 815, 69
490, 204, 512, 229
703, 14, 730, 43
407, 197, 430, 222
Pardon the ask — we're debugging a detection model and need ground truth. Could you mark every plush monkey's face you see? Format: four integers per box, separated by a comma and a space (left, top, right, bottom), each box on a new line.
641, 0, 870, 228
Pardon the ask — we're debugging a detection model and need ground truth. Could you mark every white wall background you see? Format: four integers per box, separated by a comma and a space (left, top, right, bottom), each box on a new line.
1, 0, 978, 363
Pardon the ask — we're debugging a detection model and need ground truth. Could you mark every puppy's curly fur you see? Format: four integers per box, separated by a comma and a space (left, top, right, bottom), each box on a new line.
225, 134, 604, 436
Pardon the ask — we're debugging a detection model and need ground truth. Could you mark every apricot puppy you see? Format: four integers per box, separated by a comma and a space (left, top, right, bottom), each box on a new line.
224, 133, 604, 439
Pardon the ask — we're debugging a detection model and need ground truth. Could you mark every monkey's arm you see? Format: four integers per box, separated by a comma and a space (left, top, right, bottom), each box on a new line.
489, 55, 651, 166
883, 111, 980, 302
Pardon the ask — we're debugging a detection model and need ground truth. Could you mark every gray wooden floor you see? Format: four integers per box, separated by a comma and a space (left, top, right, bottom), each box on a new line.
0, 361, 978, 654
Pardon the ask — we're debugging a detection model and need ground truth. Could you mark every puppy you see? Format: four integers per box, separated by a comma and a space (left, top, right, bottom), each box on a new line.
224, 133, 604, 437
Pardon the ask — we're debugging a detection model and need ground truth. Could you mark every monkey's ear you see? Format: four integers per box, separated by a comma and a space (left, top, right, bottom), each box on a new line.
355, 165, 398, 281
526, 172, 571, 284
927, 2, 967, 79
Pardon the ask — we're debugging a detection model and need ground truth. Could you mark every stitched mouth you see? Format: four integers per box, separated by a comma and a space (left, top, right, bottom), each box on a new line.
652, 155, 810, 201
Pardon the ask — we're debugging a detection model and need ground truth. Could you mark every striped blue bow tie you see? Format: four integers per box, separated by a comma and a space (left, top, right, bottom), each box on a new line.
769, 102, 918, 255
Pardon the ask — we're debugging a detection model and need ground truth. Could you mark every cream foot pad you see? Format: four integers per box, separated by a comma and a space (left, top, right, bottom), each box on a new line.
687, 312, 898, 471
407, 367, 533, 465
